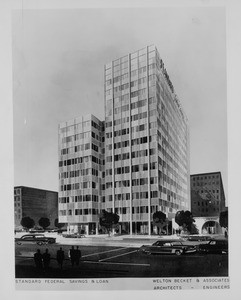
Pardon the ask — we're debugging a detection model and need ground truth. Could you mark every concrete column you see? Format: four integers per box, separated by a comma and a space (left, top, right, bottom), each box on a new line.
96, 222, 99, 235
86, 224, 89, 235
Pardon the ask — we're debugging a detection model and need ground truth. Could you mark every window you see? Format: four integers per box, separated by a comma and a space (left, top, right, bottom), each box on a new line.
151, 191, 158, 198
132, 165, 139, 172
140, 178, 148, 185
143, 163, 148, 171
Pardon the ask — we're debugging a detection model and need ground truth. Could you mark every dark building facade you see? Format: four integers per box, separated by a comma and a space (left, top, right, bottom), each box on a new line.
14, 186, 58, 228
190, 172, 226, 217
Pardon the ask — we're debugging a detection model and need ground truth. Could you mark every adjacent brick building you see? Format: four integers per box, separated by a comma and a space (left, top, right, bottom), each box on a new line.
190, 172, 226, 217
14, 186, 58, 228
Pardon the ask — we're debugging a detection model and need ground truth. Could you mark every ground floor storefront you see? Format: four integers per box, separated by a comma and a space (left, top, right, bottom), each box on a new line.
67, 221, 173, 236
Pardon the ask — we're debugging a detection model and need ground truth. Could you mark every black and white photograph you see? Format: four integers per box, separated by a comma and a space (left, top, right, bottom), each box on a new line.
1, 0, 241, 298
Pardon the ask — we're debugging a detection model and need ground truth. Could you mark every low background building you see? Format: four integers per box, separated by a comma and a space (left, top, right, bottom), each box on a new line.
14, 186, 58, 229
190, 172, 226, 217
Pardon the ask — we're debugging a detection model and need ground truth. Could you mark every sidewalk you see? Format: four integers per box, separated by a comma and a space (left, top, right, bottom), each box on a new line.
46, 233, 182, 247
16, 232, 224, 247
15, 232, 173, 247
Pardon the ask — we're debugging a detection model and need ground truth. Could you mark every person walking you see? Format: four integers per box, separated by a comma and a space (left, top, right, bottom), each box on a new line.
69, 246, 76, 267
56, 247, 65, 270
42, 249, 51, 271
75, 246, 82, 266
34, 249, 43, 270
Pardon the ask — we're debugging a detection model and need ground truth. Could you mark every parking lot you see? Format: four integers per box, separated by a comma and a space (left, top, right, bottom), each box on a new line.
15, 239, 228, 278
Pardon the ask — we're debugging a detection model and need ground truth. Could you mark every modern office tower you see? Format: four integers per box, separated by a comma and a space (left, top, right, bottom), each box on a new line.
190, 172, 226, 217
104, 45, 190, 235
58, 114, 105, 234
14, 186, 58, 228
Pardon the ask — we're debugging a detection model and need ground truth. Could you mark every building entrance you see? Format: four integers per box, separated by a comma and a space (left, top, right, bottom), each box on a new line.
201, 221, 222, 234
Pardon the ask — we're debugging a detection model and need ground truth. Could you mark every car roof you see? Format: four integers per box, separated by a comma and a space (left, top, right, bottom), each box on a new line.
155, 239, 182, 243
210, 238, 228, 242
22, 234, 45, 237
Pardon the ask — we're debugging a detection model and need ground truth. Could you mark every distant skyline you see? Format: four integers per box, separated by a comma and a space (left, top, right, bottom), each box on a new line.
12, 8, 227, 200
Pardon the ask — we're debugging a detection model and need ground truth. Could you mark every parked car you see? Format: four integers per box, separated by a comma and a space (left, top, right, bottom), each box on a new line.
14, 228, 25, 233
198, 239, 228, 254
62, 233, 85, 238
180, 235, 212, 246
184, 235, 211, 242
29, 228, 45, 233
139, 240, 197, 256
47, 228, 58, 233
15, 234, 56, 245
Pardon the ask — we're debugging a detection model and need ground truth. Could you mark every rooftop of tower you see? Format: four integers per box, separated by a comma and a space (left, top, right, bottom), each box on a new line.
105, 45, 188, 123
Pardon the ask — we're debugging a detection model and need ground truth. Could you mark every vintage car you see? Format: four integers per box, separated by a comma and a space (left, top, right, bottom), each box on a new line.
29, 228, 45, 233
198, 239, 228, 254
183, 235, 212, 242
62, 233, 85, 238
180, 235, 212, 246
139, 240, 197, 256
15, 234, 56, 245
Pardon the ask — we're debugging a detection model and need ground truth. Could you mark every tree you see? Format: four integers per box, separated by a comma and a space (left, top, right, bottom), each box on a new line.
38, 217, 50, 230
99, 210, 119, 236
175, 210, 195, 234
152, 211, 167, 234
190, 223, 199, 235
219, 210, 228, 230
163, 220, 173, 235
21, 216, 35, 230
54, 218, 65, 229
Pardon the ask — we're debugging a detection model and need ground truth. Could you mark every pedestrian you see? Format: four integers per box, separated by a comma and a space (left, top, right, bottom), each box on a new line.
42, 249, 51, 271
69, 246, 76, 267
56, 247, 65, 270
75, 246, 81, 266
34, 249, 43, 270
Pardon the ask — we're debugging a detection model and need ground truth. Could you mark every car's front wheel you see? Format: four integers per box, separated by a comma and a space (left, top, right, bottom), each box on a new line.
37, 241, 43, 246
16, 242, 22, 245
175, 250, 182, 256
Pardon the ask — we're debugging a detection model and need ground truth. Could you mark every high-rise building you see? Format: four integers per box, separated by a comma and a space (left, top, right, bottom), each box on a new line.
104, 45, 190, 235
58, 114, 105, 234
14, 186, 58, 228
58, 45, 190, 235
190, 172, 226, 217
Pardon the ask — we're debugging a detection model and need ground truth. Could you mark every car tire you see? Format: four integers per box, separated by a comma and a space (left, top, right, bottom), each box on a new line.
37, 241, 43, 246
145, 251, 151, 255
16, 242, 22, 245
175, 250, 182, 256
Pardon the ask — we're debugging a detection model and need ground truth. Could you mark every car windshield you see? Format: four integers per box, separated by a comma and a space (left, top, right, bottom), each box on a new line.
163, 243, 172, 246
172, 242, 182, 246
22, 236, 34, 240
210, 241, 216, 245
153, 241, 181, 247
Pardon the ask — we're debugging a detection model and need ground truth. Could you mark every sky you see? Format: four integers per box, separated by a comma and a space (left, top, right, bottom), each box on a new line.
12, 7, 227, 198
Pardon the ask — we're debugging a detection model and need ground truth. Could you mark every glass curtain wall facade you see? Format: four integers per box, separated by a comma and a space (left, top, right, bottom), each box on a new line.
104, 45, 190, 235
58, 115, 104, 234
